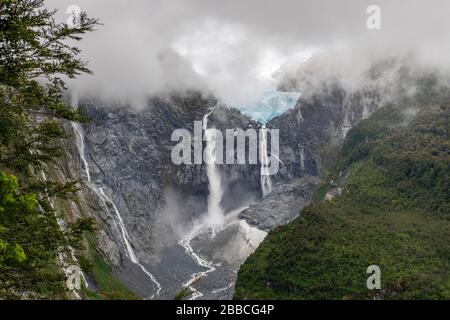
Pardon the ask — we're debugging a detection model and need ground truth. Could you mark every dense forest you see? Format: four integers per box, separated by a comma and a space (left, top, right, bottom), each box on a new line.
235, 97, 450, 299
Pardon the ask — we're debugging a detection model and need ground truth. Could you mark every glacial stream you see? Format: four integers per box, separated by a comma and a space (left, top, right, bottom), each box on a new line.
69, 96, 289, 299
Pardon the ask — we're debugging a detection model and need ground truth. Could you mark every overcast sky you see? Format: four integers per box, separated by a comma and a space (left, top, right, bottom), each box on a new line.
47, 0, 450, 107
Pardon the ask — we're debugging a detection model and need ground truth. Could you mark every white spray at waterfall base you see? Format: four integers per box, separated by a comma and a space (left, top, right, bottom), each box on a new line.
179, 205, 267, 300
70, 97, 161, 298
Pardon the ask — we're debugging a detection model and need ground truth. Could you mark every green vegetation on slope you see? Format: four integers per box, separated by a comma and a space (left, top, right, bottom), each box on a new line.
0, 0, 98, 298
234, 99, 450, 300
81, 232, 138, 300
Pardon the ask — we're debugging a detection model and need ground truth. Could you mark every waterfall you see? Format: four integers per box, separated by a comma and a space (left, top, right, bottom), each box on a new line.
71, 122, 91, 182
70, 94, 91, 183
260, 126, 272, 196
174, 110, 225, 299
96, 188, 161, 297
300, 146, 305, 172
70, 96, 161, 298
178, 110, 271, 299
203, 111, 225, 227
179, 236, 216, 300
238, 220, 267, 250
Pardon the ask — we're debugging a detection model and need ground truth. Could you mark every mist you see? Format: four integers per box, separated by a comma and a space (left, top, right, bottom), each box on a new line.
47, 0, 450, 108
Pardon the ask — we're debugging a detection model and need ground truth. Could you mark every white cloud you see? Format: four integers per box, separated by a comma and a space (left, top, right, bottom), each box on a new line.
46, 0, 450, 107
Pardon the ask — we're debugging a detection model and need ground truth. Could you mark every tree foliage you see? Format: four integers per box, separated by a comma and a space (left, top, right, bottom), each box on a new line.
0, 0, 97, 298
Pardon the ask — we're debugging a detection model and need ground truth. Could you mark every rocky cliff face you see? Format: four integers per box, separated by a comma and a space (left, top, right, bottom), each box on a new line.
53, 80, 383, 299
54, 57, 426, 299
63, 93, 268, 298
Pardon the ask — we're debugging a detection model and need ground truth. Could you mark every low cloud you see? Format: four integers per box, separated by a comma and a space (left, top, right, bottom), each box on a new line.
47, 0, 450, 108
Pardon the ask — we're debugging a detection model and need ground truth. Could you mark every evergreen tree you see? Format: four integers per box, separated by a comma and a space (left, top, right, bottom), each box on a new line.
0, 0, 98, 298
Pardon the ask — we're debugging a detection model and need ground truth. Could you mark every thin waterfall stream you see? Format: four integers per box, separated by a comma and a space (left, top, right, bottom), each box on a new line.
260, 126, 273, 196
70, 97, 161, 298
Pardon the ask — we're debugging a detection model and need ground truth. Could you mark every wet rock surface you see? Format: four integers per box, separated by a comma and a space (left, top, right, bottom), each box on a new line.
63, 85, 379, 299
239, 176, 320, 232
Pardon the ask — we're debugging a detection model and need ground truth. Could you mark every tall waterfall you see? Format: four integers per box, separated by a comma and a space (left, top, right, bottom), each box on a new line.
175, 110, 226, 300
179, 111, 271, 299
203, 111, 225, 227
70, 96, 161, 298
260, 126, 273, 196
71, 122, 91, 182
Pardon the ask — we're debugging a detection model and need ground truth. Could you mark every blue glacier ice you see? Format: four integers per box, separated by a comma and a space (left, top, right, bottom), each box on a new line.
234, 90, 301, 125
